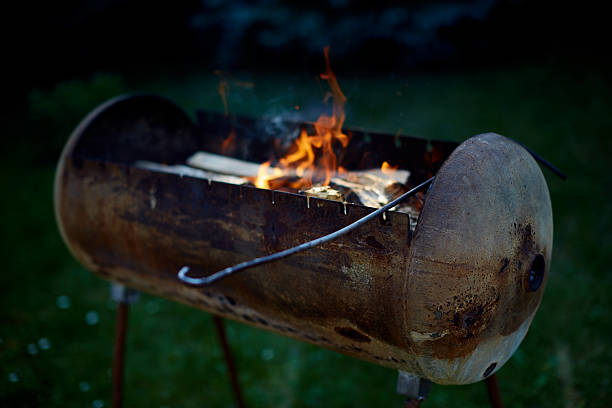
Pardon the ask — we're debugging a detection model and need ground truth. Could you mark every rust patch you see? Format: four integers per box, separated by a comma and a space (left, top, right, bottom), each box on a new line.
424, 292, 500, 359
454, 305, 484, 332
516, 223, 536, 261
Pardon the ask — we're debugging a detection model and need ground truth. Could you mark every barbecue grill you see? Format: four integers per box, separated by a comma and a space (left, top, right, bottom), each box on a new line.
54, 94, 555, 405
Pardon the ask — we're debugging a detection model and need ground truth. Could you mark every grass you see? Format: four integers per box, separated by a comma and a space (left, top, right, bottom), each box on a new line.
1, 63, 611, 407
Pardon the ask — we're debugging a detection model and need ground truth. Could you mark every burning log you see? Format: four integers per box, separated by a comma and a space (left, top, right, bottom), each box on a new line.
330, 172, 407, 208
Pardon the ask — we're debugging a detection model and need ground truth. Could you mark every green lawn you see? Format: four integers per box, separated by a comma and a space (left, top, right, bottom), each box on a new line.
2, 63, 611, 407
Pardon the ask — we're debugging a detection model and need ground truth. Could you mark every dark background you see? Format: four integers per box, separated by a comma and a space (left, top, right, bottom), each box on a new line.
7, 0, 610, 100
2, 1, 611, 407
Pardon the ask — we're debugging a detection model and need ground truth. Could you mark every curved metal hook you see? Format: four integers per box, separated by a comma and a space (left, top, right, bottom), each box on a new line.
177, 266, 204, 286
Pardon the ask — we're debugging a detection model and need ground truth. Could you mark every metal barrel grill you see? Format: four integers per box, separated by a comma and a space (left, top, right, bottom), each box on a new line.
54, 94, 553, 387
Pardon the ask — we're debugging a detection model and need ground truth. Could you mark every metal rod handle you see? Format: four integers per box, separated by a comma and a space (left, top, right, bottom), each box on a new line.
177, 177, 434, 286
512, 139, 567, 180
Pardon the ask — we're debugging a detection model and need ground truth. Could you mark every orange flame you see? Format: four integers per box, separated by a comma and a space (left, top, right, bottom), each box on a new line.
215, 70, 254, 155
381, 161, 398, 175
254, 46, 350, 190
215, 70, 230, 115
254, 161, 284, 189
254, 161, 271, 189
221, 128, 236, 155
280, 129, 315, 178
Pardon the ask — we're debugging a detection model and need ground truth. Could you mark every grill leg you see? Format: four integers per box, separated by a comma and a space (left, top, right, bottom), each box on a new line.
110, 284, 139, 408
485, 374, 503, 408
112, 302, 129, 408
213, 316, 246, 408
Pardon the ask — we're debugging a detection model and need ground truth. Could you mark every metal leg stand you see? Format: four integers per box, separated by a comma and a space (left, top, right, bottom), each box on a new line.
485, 374, 503, 408
396, 371, 432, 407
213, 316, 246, 408
396, 371, 504, 407
110, 284, 139, 408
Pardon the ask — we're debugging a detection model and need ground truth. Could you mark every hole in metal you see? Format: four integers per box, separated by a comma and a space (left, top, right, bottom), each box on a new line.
528, 254, 545, 292
483, 362, 497, 378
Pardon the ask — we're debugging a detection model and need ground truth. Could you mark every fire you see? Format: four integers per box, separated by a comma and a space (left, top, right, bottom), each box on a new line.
221, 128, 236, 155
381, 161, 398, 175
254, 46, 350, 190
254, 161, 283, 189
280, 129, 315, 179
215, 70, 253, 155
254, 161, 271, 189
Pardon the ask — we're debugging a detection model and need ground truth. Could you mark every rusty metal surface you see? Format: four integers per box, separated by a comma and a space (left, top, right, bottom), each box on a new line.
54, 95, 552, 385
404, 133, 553, 384
56, 156, 420, 372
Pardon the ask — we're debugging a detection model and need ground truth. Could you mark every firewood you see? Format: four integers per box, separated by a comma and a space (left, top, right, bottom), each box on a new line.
186, 151, 410, 185
134, 161, 248, 185
187, 151, 278, 178
184, 151, 412, 209
301, 186, 345, 202
330, 171, 409, 208
350, 168, 410, 185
